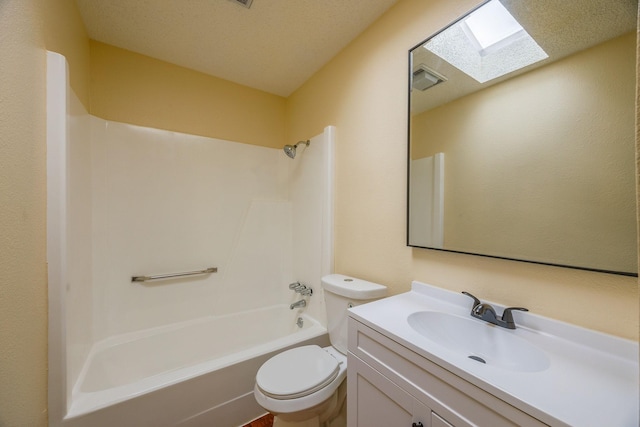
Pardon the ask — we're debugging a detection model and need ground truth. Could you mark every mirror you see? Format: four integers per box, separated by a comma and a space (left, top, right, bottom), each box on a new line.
408, 0, 638, 276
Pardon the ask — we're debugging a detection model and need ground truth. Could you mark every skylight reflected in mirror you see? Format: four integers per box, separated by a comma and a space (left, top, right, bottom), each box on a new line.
424, 0, 548, 83
463, 0, 523, 53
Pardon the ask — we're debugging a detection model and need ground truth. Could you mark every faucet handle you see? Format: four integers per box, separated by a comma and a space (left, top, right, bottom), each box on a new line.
289, 281, 301, 289
501, 307, 528, 329
298, 287, 313, 296
462, 291, 481, 308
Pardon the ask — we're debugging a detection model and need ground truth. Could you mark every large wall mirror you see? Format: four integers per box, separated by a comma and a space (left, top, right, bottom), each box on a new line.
408, 0, 638, 276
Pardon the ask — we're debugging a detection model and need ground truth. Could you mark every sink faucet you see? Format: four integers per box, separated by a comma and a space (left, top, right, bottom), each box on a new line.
462, 291, 528, 329
290, 299, 306, 310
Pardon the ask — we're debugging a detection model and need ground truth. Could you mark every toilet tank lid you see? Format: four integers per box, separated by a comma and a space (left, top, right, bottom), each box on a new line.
321, 274, 387, 299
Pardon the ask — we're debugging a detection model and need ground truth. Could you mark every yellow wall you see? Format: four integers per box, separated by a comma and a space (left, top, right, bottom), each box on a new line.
90, 41, 286, 148
411, 33, 636, 273
44, 0, 91, 108
286, 0, 639, 340
0, 1, 48, 425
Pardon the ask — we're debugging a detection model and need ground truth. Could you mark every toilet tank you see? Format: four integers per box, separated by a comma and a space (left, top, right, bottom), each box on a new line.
321, 274, 387, 354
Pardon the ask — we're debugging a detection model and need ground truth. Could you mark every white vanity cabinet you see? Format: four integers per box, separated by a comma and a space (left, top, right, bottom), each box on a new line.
347, 318, 548, 427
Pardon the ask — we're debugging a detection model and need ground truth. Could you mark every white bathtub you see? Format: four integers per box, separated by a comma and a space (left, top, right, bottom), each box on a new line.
62, 305, 328, 427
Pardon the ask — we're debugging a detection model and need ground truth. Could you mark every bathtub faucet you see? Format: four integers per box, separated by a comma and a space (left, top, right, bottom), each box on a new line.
289, 281, 302, 290
296, 285, 313, 296
290, 300, 306, 310
289, 281, 313, 296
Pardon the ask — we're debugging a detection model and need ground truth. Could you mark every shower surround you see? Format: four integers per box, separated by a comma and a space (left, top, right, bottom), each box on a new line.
47, 52, 334, 426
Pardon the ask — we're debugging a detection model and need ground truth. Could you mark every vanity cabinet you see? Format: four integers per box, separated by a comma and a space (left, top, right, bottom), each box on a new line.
347, 318, 548, 427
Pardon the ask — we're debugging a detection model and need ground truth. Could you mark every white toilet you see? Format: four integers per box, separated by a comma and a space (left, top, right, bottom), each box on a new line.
253, 274, 387, 427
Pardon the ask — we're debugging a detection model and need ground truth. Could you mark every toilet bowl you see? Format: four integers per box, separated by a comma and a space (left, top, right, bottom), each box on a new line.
253, 274, 387, 427
254, 345, 346, 424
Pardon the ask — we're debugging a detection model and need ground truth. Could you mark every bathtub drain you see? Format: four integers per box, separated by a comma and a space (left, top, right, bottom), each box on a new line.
296, 317, 304, 328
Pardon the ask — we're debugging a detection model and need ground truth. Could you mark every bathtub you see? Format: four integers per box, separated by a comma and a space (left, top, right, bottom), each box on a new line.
62, 305, 328, 427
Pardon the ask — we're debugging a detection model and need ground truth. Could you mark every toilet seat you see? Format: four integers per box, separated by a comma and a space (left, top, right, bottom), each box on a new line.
256, 345, 340, 399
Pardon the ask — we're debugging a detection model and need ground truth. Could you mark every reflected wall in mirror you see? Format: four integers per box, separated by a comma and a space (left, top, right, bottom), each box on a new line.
408, 0, 638, 276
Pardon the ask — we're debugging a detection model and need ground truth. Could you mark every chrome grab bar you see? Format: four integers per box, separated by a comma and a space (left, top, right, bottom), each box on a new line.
132, 267, 217, 283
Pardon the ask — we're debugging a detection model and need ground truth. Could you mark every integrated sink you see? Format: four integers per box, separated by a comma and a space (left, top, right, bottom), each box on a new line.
407, 311, 550, 372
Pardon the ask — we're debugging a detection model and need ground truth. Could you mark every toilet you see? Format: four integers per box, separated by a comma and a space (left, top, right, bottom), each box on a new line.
253, 274, 387, 427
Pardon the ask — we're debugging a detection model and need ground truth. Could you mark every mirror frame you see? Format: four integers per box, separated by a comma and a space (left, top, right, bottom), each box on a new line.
406, 2, 638, 277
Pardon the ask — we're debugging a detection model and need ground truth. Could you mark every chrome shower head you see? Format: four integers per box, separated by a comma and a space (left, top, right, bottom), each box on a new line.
284, 144, 296, 159
283, 140, 310, 159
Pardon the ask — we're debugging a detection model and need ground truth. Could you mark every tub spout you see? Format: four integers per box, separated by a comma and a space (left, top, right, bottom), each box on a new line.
290, 300, 306, 310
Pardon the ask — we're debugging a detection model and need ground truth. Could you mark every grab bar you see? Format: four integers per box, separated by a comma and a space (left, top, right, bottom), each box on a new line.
132, 267, 217, 283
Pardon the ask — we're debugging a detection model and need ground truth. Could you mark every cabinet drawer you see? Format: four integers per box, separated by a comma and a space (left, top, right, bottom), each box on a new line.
348, 318, 548, 427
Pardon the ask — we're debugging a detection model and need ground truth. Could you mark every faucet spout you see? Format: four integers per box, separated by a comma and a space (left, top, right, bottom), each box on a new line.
290, 300, 306, 310
472, 303, 498, 323
462, 291, 528, 329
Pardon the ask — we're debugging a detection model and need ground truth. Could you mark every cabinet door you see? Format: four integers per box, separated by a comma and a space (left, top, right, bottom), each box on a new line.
348, 353, 429, 427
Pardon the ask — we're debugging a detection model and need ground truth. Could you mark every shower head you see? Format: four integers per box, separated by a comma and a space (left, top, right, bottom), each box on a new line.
283, 145, 297, 159
283, 140, 310, 159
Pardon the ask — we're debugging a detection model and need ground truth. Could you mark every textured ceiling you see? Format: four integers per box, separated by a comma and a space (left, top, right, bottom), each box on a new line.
75, 0, 399, 97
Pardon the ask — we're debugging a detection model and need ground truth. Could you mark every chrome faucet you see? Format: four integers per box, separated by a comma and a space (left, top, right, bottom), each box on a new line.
297, 287, 313, 296
288, 281, 313, 296
290, 299, 306, 310
462, 291, 528, 329
289, 281, 303, 290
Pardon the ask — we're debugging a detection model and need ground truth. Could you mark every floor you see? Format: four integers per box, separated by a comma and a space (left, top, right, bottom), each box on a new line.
243, 413, 274, 427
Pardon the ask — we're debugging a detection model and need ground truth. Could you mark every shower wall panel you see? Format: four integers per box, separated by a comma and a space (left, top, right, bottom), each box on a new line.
288, 128, 334, 325
66, 71, 94, 397
89, 121, 292, 339
47, 51, 96, 412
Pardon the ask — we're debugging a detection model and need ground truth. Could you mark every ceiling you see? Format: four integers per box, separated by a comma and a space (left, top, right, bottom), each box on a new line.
75, 0, 399, 97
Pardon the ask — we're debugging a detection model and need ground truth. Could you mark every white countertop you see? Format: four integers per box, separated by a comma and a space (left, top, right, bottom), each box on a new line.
348, 281, 639, 427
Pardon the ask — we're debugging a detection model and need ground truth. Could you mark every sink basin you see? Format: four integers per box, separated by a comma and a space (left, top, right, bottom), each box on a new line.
407, 311, 550, 372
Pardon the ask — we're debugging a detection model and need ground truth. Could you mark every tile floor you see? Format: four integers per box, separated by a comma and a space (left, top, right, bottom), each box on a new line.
243, 413, 273, 427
